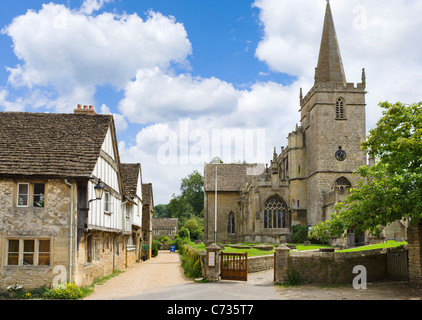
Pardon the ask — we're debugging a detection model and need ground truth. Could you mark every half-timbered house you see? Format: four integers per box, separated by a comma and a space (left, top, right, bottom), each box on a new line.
0, 105, 152, 289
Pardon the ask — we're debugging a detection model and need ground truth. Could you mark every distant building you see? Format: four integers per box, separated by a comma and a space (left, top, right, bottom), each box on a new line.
152, 218, 178, 240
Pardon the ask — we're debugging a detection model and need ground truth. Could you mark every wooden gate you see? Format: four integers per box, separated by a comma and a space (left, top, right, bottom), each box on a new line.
387, 250, 409, 281
220, 252, 248, 281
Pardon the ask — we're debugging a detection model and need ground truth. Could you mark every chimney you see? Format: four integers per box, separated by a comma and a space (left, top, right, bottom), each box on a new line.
74, 104, 97, 115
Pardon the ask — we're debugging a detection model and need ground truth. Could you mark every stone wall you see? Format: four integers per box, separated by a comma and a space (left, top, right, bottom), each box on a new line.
408, 223, 422, 283
0, 179, 73, 290
248, 254, 274, 273
275, 248, 391, 284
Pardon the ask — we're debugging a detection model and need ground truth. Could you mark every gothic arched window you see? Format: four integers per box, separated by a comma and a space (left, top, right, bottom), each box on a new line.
335, 177, 351, 194
336, 98, 345, 119
264, 196, 287, 229
227, 212, 235, 234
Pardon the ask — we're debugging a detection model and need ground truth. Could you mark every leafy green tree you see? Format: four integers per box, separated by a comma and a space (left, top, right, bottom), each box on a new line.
184, 217, 204, 241
154, 204, 170, 218
180, 170, 204, 216
309, 101, 422, 241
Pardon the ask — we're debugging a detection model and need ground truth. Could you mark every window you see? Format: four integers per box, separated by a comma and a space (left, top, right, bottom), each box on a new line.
336, 177, 352, 194
104, 192, 113, 213
264, 196, 287, 229
17, 183, 45, 208
23, 240, 35, 265
336, 98, 345, 119
7, 240, 19, 265
7, 239, 50, 266
17, 183, 29, 207
33, 184, 45, 207
38, 240, 51, 266
227, 212, 235, 234
167, 230, 172, 235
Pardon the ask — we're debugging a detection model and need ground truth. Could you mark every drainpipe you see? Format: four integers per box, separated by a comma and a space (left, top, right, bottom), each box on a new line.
64, 179, 74, 283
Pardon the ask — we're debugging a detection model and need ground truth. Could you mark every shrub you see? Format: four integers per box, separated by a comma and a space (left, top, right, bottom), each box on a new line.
46, 282, 83, 300
151, 240, 160, 257
291, 224, 309, 243
178, 227, 190, 240
180, 245, 203, 279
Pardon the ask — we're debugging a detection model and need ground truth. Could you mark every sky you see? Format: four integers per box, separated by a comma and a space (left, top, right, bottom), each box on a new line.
0, 0, 421, 205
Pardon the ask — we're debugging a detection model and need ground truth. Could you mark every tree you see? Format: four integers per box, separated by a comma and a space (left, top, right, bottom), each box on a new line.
309, 101, 422, 241
154, 204, 170, 218
180, 170, 204, 216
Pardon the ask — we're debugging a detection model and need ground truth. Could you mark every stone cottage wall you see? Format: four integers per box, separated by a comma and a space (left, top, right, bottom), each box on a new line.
0, 179, 73, 290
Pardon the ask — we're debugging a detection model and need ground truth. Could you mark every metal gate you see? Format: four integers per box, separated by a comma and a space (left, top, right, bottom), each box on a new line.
387, 250, 409, 281
220, 252, 248, 281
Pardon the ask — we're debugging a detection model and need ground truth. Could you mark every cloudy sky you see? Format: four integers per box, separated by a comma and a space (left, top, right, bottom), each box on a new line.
0, 0, 421, 205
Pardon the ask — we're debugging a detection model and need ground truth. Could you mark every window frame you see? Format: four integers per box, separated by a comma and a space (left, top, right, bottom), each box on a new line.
17, 183, 30, 208
16, 182, 46, 208
32, 183, 45, 208
6, 238, 51, 267
104, 191, 114, 214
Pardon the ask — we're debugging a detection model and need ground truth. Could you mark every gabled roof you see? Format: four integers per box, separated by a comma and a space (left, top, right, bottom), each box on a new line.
204, 163, 259, 192
121, 163, 141, 199
152, 218, 178, 230
315, 1, 346, 84
0, 112, 113, 178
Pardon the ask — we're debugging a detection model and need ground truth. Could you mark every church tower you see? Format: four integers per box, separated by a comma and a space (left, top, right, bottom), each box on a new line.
300, 1, 367, 225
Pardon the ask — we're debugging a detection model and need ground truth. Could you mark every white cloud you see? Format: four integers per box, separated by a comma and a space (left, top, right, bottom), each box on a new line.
100, 104, 128, 132
80, 0, 112, 15
118, 67, 240, 124
2, 3, 192, 112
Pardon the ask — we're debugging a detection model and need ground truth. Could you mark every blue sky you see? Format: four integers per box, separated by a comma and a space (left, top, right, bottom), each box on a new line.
1, 0, 421, 204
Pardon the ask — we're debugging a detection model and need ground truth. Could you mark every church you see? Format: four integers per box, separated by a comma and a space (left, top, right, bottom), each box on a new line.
204, 1, 371, 245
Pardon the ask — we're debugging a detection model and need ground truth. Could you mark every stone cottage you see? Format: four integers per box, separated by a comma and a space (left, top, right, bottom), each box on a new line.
152, 218, 178, 241
0, 105, 153, 290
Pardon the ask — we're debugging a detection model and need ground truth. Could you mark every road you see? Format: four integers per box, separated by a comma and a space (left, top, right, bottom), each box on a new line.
84, 250, 422, 301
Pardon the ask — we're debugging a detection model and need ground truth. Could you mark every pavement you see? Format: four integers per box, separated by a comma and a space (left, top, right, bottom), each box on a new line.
84, 250, 422, 301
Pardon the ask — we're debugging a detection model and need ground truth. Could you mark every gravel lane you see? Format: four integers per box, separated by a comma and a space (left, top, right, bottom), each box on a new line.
84, 251, 190, 300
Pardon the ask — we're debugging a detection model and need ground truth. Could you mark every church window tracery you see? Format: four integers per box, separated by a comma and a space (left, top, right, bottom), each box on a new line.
264, 196, 287, 229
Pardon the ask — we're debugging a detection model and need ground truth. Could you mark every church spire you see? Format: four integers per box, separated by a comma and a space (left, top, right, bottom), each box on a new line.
315, 0, 346, 85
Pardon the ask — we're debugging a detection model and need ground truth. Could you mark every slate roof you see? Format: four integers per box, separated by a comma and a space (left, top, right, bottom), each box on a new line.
121, 163, 141, 199
204, 163, 262, 192
0, 112, 114, 178
152, 218, 178, 230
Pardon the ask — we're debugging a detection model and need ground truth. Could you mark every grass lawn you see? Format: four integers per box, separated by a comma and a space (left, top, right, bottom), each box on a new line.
186, 241, 334, 257
186, 240, 407, 256
336, 240, 407, 252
